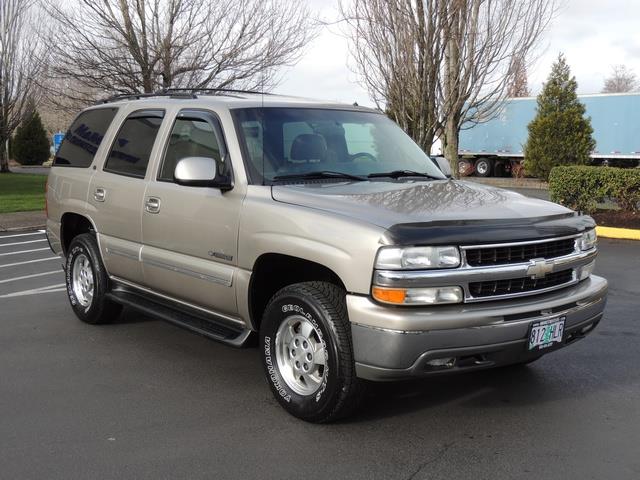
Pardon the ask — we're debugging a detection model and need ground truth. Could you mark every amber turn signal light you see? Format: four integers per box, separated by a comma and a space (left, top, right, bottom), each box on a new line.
371, 286, 407, 304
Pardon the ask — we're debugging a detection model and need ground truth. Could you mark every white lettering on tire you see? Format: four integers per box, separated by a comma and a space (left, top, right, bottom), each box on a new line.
264, 335, 291, 403
65, 246, 81, 307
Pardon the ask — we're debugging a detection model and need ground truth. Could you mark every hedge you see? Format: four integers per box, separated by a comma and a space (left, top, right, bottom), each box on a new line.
549, 165, 640, 213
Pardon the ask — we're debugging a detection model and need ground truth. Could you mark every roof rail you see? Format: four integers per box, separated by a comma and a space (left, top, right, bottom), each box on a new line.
164, 87, 273, 96
97, 91, 196, 104
96, 87, 272, 105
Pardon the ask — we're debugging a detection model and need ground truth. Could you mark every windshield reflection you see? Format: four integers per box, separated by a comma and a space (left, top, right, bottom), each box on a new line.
232, 107, 445, 184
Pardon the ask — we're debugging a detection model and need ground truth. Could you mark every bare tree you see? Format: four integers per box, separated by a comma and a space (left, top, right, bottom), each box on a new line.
341, 0, 446, 153
507, 56, 530, 98
0, 0, 44, 173
43, 0, 317, 106
439, 0, 555, 175
602, 65, 638, 93
342, 0, 554, 177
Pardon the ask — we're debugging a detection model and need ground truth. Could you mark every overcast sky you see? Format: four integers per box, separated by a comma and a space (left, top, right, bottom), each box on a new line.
275, 0, 640, 106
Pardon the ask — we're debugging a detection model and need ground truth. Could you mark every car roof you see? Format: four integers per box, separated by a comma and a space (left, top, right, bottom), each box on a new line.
89, 91, 380, 114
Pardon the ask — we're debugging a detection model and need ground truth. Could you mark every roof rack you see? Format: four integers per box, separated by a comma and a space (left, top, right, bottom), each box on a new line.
164, 87, 272, 96
97, 91, 196, 104
97, 87, 272, 104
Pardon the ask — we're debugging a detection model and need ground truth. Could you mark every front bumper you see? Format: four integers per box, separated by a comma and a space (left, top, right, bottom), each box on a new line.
349, 275, 607, 381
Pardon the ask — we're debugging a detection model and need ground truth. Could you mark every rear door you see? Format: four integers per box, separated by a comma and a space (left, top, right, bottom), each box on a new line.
140, 109, 242, 315
47, 107, 119, 255
88, 109, 165, 284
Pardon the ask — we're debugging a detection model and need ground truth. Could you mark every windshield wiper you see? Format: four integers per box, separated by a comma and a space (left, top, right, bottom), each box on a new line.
272, 171, 367, 182
367, 170, 443, 180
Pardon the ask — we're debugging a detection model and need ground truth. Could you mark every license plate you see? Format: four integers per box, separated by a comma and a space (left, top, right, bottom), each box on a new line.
528, 316, 566, 351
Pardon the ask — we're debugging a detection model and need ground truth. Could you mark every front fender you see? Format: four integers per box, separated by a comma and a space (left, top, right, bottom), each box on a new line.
239, 190, 385, 295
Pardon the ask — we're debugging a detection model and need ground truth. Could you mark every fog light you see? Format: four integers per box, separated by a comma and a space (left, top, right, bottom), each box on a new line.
425, 357, 456, 369
581, 323, 595, 334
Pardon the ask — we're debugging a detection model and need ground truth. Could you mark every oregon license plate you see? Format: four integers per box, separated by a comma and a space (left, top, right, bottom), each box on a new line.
528, 316, 566, 351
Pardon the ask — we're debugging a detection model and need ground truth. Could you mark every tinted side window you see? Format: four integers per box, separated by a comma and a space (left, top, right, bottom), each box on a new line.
54, 108, 118, 167
159, 118, 222, 182
104, 112, 163, 178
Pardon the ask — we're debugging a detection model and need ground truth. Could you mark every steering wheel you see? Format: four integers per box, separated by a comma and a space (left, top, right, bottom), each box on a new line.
350, 152, 377, 162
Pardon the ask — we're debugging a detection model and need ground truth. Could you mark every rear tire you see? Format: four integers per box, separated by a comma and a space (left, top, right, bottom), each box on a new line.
259, 281, 364, 423
65, 233, 122, 325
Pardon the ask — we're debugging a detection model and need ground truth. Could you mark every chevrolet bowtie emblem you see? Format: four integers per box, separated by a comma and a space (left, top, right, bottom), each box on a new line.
526, 258, 554, 279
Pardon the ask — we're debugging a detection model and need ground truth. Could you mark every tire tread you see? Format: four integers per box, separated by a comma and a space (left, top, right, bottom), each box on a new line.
265, 281, 364, 423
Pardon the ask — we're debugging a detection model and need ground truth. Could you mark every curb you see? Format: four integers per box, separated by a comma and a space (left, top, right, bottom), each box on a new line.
463, 177, 548, 190
0, 224, 46, 233
0, 211, 47, 233
596, 226, 640, 241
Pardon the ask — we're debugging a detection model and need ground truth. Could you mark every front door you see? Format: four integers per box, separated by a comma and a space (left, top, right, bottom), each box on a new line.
140, 109, 243, 316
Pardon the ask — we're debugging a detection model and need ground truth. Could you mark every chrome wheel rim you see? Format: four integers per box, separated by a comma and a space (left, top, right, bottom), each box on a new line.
275, 315, 327, 396
476, 161, 488, 174
72, 253, 94, 308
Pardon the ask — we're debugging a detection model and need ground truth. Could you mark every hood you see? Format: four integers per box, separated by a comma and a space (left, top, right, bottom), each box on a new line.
272, 180, 594, 244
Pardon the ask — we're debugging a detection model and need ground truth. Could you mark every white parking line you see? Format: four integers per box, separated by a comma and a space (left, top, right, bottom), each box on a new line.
0, 247, 50, 257
0, 270, 61, 284
0, 230, 45, 239
0, 257, 59, 269
0, 239, 48, 247
0, 283, 66, 299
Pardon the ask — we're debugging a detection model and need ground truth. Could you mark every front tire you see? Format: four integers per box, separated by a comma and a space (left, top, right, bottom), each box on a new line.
259, 282, 363, 423
65, 233, 121, 325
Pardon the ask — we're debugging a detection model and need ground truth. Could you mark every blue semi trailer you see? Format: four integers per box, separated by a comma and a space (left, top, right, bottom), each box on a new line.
457, 92, 640, 177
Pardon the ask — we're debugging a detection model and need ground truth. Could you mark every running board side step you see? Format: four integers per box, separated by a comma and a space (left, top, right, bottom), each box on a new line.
106, 287, 252, 348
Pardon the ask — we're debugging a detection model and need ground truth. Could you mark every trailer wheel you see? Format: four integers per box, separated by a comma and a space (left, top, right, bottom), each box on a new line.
458, 159, 473, 177
494, 161, 507, 177
474, 158, 492, 177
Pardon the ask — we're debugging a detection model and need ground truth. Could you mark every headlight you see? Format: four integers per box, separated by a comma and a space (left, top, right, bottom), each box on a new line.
372, 286, 463, 305
579, 229, 597, 251
375, 246, 461, 270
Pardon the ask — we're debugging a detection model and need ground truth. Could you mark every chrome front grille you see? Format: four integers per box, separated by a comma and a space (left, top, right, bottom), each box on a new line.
465, 238, 576, 267
468, 269, 574, 298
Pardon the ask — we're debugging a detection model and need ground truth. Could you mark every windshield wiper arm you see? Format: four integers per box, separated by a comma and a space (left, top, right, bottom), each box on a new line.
367, 170, 442, 180
272, 171, 367, 182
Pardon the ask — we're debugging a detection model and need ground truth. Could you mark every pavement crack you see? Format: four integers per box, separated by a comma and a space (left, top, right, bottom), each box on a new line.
405, 441, 455, 480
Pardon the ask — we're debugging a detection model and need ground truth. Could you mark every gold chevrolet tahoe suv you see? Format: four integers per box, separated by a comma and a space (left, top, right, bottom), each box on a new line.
46, 89, 608, 422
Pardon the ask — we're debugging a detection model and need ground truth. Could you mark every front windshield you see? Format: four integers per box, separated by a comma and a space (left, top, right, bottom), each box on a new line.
231, 107, 445, 184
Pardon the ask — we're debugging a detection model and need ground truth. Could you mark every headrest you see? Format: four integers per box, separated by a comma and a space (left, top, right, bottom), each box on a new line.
290, 134, 327, 161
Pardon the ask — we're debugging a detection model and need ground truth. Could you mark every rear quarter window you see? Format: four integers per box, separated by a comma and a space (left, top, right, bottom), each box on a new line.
54, 108, 119, 168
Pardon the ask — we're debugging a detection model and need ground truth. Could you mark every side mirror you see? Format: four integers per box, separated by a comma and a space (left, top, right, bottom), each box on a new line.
174, 156, 233, 191
433, 156, 452, 178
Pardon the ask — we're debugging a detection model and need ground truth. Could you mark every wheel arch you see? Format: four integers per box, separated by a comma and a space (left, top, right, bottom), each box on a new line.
60, 212, 99, 256
247, 253, 347, 331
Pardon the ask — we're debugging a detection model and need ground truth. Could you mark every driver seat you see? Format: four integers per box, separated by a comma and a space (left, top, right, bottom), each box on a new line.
290, 134, 327, 163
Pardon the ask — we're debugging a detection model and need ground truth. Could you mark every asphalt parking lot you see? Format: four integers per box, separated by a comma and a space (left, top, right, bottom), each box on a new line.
1, 230, 639, 479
